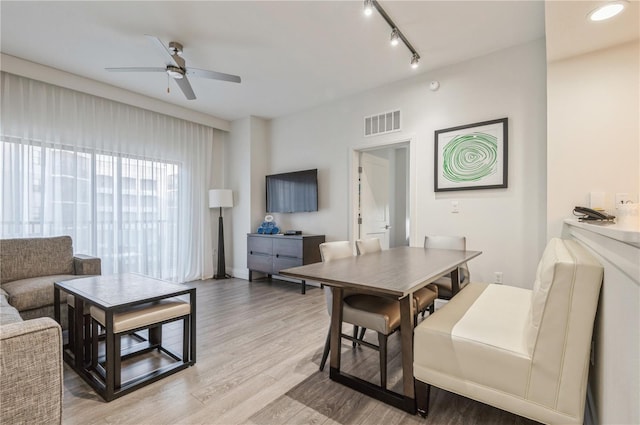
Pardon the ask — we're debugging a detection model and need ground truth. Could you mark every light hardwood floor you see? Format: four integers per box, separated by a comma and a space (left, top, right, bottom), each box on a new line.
62, 278, 540, 425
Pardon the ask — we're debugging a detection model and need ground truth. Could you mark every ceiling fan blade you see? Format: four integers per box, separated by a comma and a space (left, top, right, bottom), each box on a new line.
174, 76, 196, 100
105, 67, 166, 73
187, 67, 241, 84
145, 34, 181, 67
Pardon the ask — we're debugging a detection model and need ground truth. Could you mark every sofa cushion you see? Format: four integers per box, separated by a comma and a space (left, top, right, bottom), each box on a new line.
0, 236, 74, 284
2, 274, 77, 311
0, 294, 23, 325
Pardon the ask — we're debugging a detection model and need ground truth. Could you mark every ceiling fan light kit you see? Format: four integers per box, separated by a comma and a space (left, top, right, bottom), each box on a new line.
105, 35, 241, 100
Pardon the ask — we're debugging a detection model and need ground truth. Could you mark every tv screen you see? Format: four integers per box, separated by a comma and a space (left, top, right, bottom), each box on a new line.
266, 169, 318, 213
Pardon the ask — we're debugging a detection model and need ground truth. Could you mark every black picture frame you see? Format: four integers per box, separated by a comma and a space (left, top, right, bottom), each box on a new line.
434, 117, 508, 192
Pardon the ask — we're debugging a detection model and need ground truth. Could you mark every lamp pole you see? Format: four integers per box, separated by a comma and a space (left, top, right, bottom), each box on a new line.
215, 206, 226, 279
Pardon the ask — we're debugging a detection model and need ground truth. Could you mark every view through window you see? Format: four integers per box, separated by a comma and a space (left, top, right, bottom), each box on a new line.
1, 140, 180, 280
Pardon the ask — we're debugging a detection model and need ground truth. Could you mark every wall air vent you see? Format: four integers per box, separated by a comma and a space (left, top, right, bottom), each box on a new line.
364, 110, 401, 137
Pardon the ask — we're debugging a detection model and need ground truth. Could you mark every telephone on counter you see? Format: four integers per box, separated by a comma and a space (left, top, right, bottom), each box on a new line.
573, 206, 615, 222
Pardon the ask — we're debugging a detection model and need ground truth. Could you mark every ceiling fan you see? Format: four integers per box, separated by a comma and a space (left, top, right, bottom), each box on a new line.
106, 35, 241, 100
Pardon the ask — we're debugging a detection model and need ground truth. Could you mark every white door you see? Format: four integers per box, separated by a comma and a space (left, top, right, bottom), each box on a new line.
359, 152, 390, 249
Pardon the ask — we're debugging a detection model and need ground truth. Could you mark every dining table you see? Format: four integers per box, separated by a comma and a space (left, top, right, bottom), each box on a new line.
279, 245, 482, 414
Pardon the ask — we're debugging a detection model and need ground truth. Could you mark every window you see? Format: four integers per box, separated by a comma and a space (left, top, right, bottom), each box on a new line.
1, 141, 180, 280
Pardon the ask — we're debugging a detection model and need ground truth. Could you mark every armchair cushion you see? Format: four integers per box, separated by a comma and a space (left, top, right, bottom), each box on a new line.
0, 236, 74, 284
2, 274, 77, 312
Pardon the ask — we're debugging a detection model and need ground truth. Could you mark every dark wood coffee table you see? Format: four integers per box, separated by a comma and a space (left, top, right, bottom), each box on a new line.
54, 273, 196, 401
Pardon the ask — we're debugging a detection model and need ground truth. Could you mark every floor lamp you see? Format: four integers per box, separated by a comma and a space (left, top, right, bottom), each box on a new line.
209, 189, 233, 279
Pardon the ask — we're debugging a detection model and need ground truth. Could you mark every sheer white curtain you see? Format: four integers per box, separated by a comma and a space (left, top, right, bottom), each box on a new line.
0, 72, 219, 282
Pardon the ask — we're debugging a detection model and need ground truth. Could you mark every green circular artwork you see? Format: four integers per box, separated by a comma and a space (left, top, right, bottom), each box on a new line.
442, 132, 498, 183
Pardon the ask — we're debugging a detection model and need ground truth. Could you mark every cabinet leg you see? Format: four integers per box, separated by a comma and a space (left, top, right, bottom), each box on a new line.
301, 280, 306, 294
248, 270, 252, 282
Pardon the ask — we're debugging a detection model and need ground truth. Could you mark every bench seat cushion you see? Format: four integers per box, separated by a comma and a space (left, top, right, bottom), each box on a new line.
414, 282, 532, 397
90, 298, 190, 334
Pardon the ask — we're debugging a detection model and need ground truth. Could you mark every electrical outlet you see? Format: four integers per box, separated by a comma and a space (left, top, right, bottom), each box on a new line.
451, 200, 459, 213
615, 193, 631, 205
494, 272, 503, 284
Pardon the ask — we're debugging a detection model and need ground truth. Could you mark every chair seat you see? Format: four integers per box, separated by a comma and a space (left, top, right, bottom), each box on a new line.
90, 298, 190, 334
344, 294, 400, 335
413, 284, 438, 311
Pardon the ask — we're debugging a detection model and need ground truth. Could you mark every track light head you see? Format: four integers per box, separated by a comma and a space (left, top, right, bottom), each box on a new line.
390, 28, 400, 46
410, 53, 420, 69
363, 0, 374, 16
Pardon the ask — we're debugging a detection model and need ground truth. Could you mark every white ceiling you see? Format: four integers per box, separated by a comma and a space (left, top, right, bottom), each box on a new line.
0, 1, 637, 122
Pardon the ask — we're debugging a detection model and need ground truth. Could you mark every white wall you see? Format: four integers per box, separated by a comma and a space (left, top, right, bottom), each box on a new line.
261, 39, 547, 286
548, 40, 639, 425
547, 40, 640, 239
227, 116, 269, 279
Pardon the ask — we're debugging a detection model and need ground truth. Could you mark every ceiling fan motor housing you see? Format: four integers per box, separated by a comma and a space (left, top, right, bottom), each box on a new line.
168, 41, 183, 56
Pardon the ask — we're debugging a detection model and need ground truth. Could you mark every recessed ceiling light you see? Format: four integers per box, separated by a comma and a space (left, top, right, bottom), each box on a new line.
588, 1, 626, 21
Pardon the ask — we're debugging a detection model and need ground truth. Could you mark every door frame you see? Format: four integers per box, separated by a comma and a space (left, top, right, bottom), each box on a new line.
349, 134, 418, 248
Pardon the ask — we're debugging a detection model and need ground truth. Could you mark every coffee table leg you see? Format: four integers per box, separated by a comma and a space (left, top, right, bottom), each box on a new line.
74, 297, 84, 369
105, 311, 115, 401
190, 289, 197, 363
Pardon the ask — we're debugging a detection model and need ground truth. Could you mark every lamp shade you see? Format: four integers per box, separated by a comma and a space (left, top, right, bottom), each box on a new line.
209, 189, 233, 208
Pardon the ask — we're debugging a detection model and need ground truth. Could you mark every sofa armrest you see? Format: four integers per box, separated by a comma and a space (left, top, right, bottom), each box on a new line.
74, 254, 101, 275
0, 317, 63, 424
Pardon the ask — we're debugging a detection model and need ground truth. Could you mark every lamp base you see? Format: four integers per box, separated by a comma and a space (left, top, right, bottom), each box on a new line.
214, 213, 230, 280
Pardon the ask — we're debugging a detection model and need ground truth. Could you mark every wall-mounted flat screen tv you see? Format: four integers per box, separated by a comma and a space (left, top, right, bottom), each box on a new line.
266, 169, 318, 213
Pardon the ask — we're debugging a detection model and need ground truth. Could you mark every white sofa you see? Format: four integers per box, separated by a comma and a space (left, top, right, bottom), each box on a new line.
413, 238, 603, 425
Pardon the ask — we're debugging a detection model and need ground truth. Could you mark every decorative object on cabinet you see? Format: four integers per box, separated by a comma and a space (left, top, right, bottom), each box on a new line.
209, 189, 233, 279
256, 215, 280, 234
435, 118, 508, 192
247, 233, 325, 294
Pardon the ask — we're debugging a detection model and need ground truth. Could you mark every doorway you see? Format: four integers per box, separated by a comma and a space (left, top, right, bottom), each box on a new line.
353, 142, 411, 249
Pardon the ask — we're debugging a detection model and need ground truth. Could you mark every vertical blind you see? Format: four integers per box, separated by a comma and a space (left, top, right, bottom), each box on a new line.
0, 72, 220, 282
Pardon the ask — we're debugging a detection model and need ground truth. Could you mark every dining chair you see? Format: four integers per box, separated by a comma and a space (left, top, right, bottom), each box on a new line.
318, 241, 401, 389
424, 235, 470, 299
355, 238, 438, 326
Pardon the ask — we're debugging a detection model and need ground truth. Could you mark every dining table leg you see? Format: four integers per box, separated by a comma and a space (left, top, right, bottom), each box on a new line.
329, 287, 344, 374
450, 268, 460, 295
399, 294, 417, 413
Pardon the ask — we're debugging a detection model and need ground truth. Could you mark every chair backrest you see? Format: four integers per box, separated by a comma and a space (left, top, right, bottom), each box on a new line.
424, 235, 470, 282
319, 241, 354, 315
525, 238, 603, 417
319, 241, 353, 262
355, 238, 382, 255
424, 235, 465, 250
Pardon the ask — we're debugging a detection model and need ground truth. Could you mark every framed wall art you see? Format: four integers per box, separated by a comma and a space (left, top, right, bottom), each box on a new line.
434, 117, 508, 192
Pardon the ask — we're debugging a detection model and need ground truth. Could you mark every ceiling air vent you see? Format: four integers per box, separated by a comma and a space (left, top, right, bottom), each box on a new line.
364, 110, 401, 137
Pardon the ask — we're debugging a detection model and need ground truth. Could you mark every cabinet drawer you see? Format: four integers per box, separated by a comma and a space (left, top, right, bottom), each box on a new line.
274, 238, 302, 259
248, 237, 273, 255
248, 253, 273, 274
274, 256, 303, 273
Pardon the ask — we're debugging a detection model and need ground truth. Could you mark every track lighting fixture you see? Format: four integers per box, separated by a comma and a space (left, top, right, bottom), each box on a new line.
410, 53, 420, 69
390, 28, 400, 46
363, 0, 421, 69
363, 0, 374, 16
